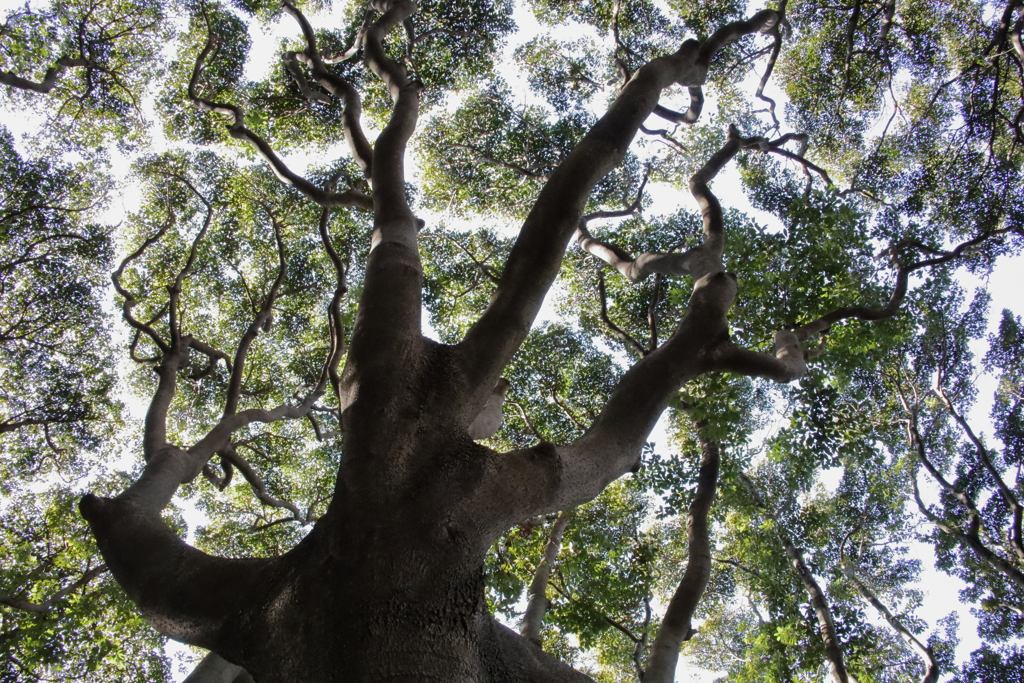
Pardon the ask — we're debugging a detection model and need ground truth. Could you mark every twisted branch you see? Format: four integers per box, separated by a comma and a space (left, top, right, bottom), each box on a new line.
187, 24, 372, 209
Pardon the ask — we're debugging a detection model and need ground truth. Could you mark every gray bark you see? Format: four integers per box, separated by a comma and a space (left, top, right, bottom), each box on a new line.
183, 652, 253, 683
520, 510, 574, 647
79, 7, 810, 682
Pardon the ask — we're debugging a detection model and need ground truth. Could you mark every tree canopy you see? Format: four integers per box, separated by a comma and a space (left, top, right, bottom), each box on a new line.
1, 0, 1022, 681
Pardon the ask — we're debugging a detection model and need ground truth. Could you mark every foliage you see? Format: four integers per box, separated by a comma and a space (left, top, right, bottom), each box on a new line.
1, 0, 1023, 680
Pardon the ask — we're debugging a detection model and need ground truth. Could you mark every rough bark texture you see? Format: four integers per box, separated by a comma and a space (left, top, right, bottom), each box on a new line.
81, 5, 801, 682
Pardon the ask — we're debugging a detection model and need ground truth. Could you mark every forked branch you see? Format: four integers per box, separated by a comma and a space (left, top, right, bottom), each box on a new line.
458, 9, 781, 412
111, 213, 175, 354
0, 56, 91, 94
576, 126, 788, 284
223, 213, 288, 418
793, 225, 1023, 343
282, 0, 374, 174
0, 564, 107, 613
188, 26, 372, 209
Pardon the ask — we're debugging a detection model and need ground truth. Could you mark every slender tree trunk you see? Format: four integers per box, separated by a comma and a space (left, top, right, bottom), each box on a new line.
740, 474, 850, 683
643, 435, 720, 683
520, 510, 574, 647
841, 562, 938, 683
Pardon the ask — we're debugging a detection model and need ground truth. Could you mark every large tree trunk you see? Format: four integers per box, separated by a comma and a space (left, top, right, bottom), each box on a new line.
80, 4, 789, 681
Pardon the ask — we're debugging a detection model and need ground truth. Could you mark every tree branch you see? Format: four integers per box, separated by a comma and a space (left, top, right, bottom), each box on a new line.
468, 378, 511, 440
187, 25, 371, 209
317, 207, 350, 413
226, 443, 312, 525
740, 473, 850, 683
111, 213, 174, 354
575, 127, 798, 284
0, 56, 91, 94
644, 433, 721, 683
520, 509, 574, 646
339, 0, 425, 389
840, 532, 939, 683
282, 1, 373, 174
182, 652, 253, 683
223, 213, 287, 418
0, 565, 107, 613
754, 0, 788, 129
597, 267, 648, 357
792, 225, 1022, 343
936, 385, 1024, 562
457, 10, 780, 420
652, 86, 704, 126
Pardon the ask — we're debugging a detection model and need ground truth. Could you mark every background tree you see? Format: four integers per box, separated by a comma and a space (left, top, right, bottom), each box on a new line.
1, 0, 1022, 681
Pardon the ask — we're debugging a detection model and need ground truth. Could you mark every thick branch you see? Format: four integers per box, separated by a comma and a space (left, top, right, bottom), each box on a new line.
80, 494, 277, 648
468, 378, 511, 440
340, 0, 424, 381
182, 652, 253, 683
550, 272, 736, 512
458, 10, 780, 417
652, 86, 704, 125
712, 330, 807, 382
489, 620, 596, 682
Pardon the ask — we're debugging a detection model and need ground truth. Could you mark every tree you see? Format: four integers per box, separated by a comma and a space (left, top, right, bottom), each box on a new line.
1, 0, 1023, 681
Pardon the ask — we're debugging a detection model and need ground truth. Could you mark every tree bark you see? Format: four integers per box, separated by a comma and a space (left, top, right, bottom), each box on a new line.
183, 652, 253, 683
79, 7, 798, 682
520, 510, 574, 647
643, 435, 721, 683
